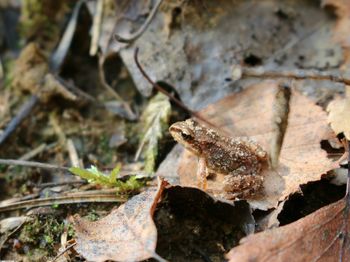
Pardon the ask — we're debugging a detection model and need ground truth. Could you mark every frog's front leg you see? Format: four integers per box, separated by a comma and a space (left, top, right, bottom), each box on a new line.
223, 167, 263, 199
197, 157, 208, 190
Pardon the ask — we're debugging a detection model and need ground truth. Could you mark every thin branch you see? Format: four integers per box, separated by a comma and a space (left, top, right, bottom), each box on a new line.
339, 140, 350, 261
134, 48, 218, 129
52, 242, 77, 262
346, 140, 350, 197
0, 158, 68, 171
114, 0, 164, 43
98, 55, 137, 120
242, 67, 350, 85
0, 95, 39, 146
0, 194, 126, 212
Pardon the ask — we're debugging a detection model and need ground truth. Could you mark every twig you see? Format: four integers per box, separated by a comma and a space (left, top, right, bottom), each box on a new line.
114, 0, 164, 43
0, 95, 39, 146
37, 180, 86, 188
345, 141, 350, 197
242, 67, 350, 85
0, 193, 126, 212
51, 242, 77, 262
0, 158, 68, 171
339, 140, 350, 261
98, 55, 136, 120
67, 138, 82, 168
19, 143, 48, 161
89, 0, 104, 56
134, 48, 218, 129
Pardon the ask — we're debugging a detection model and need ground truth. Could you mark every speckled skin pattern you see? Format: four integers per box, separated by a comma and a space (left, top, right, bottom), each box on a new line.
169, 119, 268, 199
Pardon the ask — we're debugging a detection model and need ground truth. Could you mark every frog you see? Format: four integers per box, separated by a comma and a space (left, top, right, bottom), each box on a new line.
169, 118, 268, 199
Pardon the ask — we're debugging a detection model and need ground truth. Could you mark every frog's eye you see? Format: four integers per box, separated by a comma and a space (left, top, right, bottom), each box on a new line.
181, 132, 193, 141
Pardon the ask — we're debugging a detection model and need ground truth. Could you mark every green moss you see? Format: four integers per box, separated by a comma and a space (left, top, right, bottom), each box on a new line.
20, 0, 69, 49
86, 210, 100, 221
67, 223, 75, 238
0, 164, 7, 172
19, 215, 66, 256
3, 58, 15, 89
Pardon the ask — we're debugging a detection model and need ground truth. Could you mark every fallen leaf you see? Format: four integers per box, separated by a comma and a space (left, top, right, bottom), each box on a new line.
176, 82, 336, 210
156, 144, 184, 185
226, 198, 350, 261
327, 85, 350, 139
322, 0, 350, 67
71, 180, 167, 262
119, 1, 341, 109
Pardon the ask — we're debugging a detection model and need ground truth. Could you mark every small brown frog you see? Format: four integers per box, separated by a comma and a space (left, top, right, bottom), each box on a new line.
169, 119, 267, 199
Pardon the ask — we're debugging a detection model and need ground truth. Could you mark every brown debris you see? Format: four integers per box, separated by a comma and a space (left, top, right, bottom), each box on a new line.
327, 85, 350, 139
226, 198, 349, 262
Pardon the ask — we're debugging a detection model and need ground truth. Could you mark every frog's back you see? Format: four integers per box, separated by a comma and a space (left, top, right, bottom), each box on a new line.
201, 136, 262, 174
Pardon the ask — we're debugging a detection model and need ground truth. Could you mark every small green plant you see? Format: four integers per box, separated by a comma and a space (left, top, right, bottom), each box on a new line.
69, 165, 145, 193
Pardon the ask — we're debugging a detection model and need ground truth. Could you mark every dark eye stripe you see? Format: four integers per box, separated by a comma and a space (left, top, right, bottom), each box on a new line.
181, 133, 192, 140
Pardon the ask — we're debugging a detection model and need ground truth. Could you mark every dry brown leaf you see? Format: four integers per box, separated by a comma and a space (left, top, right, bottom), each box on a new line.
177, 82, 336, 210
327, 85, 350, 139
322, 0, 350, 66
119, 1, 341, 109
226, 198, 350, 261
71, 180, 167, 262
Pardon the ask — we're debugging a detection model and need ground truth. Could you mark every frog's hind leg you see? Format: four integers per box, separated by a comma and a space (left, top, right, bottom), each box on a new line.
197, 157, 208, 190
223, 170, 263, 199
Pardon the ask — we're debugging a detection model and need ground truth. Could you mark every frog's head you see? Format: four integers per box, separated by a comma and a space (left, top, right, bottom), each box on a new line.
169, 119, 202, 155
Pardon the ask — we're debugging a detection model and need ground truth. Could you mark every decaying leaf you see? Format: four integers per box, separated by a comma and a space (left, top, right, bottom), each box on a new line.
226, 198, 350, 261
327, 85, 350, 139
71, 180, 167, 262
12, 43, 78, 103
177, 81, 336, 210
135, 93, 171, 173
322, 0, 350, 67
118, 1, 342, 109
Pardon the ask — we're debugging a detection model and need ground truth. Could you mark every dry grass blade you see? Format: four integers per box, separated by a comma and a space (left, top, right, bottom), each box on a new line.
0, 193, 125, 212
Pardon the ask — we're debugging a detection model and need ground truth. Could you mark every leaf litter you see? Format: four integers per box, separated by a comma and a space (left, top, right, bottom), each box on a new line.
226, 198, 350, 262
176, 81, 337, 210
1, 0, 350, 261
71, 179, 167, 262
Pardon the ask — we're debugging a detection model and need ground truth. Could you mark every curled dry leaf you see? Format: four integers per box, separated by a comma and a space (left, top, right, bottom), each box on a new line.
177, 82, 336, 210
327, 85, 350, 139
71, 180, 167, 262
226, 198, 349, 262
